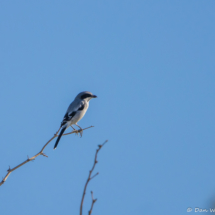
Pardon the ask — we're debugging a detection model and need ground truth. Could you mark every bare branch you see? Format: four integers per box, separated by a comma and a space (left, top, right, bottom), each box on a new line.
88, 191, 97, 215
0, 126, 94, 186
80, 140, 108, 215
90, 172, 99, 180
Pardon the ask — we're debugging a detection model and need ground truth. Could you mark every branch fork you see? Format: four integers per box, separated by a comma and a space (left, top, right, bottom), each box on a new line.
0, 125, 94, 186
80, 140, 108, 215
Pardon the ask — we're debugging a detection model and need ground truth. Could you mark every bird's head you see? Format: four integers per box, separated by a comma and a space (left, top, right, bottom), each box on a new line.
76, 91, 97, 102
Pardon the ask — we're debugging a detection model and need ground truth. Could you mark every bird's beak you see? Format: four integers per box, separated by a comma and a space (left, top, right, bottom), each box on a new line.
92, 95, 97, 98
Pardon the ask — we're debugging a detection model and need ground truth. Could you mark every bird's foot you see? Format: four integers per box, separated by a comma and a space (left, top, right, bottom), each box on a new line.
73, 129, 80, 136
78, 129, 83, 137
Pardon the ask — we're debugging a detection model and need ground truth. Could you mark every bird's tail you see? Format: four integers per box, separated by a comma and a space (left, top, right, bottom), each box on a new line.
54, 126, 67, 149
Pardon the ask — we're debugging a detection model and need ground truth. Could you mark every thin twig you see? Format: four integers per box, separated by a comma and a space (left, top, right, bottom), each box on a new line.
0, 126, 94, 186
80, 140, 108, 215
88, 191, 97, 215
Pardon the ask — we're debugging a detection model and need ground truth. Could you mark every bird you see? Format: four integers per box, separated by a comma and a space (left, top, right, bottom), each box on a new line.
53, 91, 97, 149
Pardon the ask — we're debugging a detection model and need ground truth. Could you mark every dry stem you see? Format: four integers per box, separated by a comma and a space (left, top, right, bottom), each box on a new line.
88, 191, 97, 215
80, 140, 108, 215
0, 126, 94, 186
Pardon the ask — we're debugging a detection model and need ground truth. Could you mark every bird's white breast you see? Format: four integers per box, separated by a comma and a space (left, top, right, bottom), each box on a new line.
70, 101, 89, 125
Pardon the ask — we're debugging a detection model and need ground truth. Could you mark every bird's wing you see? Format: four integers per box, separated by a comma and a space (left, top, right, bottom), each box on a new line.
61, 101, 85, 127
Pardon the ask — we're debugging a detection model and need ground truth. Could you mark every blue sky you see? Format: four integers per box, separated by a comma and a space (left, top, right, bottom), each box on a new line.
0, 1, 215, 214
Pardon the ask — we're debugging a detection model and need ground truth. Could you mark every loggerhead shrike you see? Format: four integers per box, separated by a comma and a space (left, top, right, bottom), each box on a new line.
54, 91, 97, 149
